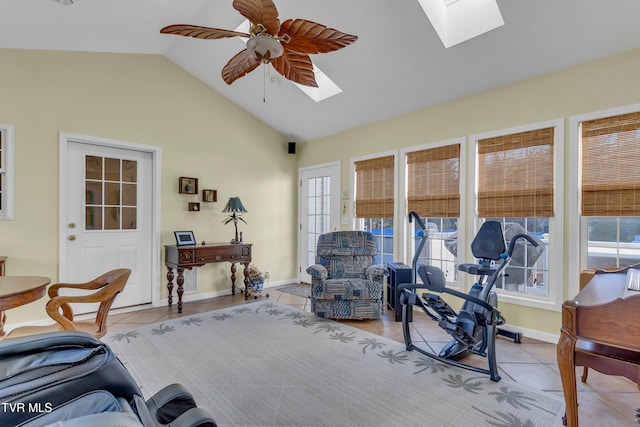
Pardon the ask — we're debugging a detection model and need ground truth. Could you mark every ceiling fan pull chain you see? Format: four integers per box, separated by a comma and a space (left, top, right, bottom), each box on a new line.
263, 65, 267, 103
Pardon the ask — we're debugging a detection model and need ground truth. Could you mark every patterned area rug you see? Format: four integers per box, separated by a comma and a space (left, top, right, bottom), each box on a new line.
275, 282, 311, 298
103, 302, 564, 427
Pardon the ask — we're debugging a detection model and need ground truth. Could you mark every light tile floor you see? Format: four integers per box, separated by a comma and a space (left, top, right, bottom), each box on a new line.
107, 288, 640, 426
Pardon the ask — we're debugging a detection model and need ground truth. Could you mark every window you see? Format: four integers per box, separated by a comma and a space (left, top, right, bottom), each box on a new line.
580, 110, 640, 270
306, 176, 331, 268
406, 143, 461, 284
473, 120, 563, 309
0, 124, 14, 220
485, 217, 549, 296
354, 154, 395, 264
85, 156, 138, 230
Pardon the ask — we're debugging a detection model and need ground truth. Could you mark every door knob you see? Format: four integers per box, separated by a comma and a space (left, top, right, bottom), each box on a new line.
68, 235, 76, 241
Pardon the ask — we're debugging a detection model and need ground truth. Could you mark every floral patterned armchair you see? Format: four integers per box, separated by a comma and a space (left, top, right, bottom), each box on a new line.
306, 231, 387, 320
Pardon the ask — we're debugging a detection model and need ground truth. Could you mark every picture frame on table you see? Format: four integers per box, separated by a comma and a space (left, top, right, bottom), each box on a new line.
174, 231, 196, 246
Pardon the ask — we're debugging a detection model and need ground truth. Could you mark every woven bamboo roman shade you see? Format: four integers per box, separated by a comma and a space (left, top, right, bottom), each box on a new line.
477, 127, 554, 218
407, 144, 460, 217
355, 155, 394, 218
581, 111, 640, 216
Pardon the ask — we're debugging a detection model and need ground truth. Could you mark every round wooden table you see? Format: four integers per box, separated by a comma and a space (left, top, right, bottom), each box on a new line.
0, 276, 50, 336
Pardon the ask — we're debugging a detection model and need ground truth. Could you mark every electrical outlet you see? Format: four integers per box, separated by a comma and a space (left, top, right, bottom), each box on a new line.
264, 271, 270, 281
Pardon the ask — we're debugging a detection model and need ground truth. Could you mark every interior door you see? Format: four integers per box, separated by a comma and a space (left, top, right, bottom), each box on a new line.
299, 162, 340, 283
62, 140, 153, 310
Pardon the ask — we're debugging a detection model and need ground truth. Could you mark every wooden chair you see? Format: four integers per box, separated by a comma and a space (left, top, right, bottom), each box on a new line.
4, 269, 131, 339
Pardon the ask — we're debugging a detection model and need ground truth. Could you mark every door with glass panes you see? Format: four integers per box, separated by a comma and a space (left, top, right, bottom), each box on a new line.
299, 163, 340, 283
63, 141, 153, 310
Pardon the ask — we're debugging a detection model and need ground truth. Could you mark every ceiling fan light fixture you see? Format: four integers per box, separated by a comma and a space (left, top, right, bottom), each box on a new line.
246, 34, 284, 63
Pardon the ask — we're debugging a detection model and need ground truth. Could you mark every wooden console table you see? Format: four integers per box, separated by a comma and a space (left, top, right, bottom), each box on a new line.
164, 243, 252, 312
557, 265, 640, 426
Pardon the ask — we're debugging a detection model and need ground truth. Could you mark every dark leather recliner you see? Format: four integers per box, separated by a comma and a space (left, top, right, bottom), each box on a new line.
0, 331, 216, 427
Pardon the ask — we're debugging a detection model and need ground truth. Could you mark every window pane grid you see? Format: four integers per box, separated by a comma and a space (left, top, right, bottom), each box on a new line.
487, 217, 549, 297
306, 177, 331, 267
412, 217, 458, 285
362, 218, 393, 265
586, 217, 640, 269
85, 156, 137, 231
486, 217, 549, 297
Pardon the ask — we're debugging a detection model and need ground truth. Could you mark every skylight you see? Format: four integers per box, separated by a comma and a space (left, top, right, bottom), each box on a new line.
235, 20, 342, 102
418, 0, 504, 48
293, 65, 343, 102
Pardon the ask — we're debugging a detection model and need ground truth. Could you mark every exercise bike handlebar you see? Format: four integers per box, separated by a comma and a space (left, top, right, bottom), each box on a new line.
506, 233, 539, 258
408, 210, 427, 232
408, 211, 428, 283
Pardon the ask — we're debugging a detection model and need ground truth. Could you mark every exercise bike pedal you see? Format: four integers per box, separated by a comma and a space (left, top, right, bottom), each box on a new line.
422, 293, 457, 319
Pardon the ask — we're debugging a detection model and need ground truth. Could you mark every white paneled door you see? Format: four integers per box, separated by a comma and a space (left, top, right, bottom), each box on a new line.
62, 139, 154, 311
298, 162, 340, 283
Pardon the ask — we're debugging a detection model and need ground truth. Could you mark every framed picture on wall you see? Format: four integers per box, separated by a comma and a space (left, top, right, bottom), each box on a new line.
174, 231, 196, 246
179, 177, 198, 194
202, 189, 217, 202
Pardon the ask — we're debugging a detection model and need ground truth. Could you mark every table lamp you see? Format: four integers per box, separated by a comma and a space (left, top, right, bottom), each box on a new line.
222, 197, 247, 243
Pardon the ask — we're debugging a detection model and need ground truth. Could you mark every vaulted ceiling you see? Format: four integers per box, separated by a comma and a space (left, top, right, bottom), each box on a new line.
2, 0, 640, 142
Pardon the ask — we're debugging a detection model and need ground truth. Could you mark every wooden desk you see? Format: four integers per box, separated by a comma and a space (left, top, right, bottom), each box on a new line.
0, 276, 50, 336
164, 243, 252, 312
557, 265, 640, 426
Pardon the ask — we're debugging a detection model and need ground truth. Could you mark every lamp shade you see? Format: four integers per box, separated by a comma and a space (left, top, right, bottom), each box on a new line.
222, 197, 247, 213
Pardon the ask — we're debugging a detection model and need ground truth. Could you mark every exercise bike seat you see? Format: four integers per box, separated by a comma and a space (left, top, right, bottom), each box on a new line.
458, 221, 506, 276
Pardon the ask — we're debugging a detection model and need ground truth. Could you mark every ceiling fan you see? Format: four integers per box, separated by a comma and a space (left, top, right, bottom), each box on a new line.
160, 0, 357, 88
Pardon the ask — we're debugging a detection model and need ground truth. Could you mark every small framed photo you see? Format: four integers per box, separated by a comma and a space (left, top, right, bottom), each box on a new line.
179, 177, 198, 194
188, 202, 200, 212
202, 189, 217, 202
174, 231, 196, 246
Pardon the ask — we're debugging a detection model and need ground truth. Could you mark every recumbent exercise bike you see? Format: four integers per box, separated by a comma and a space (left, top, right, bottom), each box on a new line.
399, 212, 540, 382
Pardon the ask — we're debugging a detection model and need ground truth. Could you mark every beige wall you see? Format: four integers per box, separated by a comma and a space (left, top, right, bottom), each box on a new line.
0, 49, 298, 324
3, 46, 639, 337
298, 48, 640, 338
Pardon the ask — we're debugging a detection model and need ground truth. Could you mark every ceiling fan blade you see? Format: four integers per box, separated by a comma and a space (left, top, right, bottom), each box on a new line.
160, 24, 249, 40
233, 0, 280, 35
272, 51, 318, 88
279, 19, 358, 54
221, 49, 261, 85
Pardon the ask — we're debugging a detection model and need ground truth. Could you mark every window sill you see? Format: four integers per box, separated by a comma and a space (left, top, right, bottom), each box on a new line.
496, 290, 561, 312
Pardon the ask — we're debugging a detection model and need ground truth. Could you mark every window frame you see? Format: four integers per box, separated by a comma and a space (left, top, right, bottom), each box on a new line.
0, 124, 14, 220
470, 119, 564, 311
400, 137, 466, 289
568, 103, 640, 299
